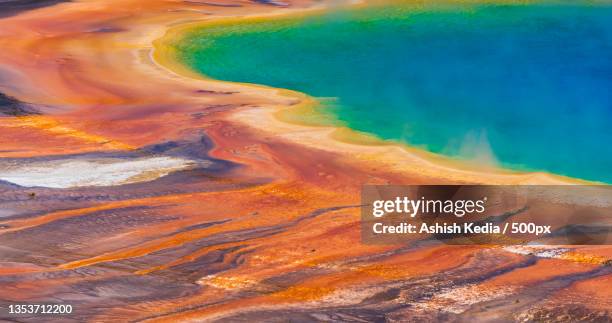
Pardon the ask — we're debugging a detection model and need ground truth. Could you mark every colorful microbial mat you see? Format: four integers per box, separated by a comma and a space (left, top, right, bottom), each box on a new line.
0, 1, 610, 322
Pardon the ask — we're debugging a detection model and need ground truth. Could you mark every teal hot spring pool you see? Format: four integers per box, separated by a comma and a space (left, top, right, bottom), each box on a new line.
174, 1, 612, 183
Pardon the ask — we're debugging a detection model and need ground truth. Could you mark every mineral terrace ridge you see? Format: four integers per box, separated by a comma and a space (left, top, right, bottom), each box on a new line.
0, 0, 610, 322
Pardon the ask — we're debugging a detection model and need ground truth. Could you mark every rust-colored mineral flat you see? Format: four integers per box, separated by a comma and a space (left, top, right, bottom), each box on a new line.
0, 1, 610, 322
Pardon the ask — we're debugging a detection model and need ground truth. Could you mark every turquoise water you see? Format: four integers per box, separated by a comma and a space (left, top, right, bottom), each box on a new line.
175, 2, 612, 183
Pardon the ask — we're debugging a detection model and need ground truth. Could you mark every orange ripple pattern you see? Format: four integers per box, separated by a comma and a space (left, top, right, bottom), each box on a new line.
0, 1, 610, 322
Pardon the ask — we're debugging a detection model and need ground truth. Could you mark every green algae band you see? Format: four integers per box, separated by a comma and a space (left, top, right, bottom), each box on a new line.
175, 2, 612, 183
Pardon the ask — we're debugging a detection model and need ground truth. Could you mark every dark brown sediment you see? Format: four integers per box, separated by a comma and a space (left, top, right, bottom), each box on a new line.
0, 0, 69, 18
